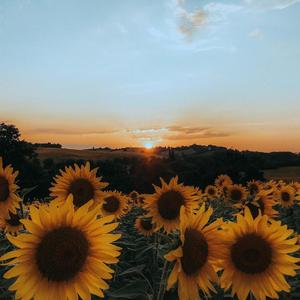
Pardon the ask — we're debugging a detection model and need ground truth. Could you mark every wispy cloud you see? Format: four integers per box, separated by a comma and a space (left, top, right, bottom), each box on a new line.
170, 0, 298, 43
203, 2, 243, 23
166, 125, 230, 140
128, 128, 167, 135
173, 0, 207, 41
249, 28, 264, 40
127, 125, 231, 144
171, 1, 243, 40
26, 128, 120, 136
244, 0, 300, 10
127, 128, 167, 145
167, 125, 210, 134
165, 132, 230, 140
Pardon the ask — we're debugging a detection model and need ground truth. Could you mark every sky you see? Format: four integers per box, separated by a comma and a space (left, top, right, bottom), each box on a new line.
1, 0, 300, 151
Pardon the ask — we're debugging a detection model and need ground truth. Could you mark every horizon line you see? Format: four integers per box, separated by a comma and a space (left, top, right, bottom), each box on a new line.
35, 143, 300, 154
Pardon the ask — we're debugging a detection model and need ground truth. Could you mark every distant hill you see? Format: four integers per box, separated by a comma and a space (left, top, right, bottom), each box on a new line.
36, 144, 300, 171
36, 147, 154, 162
35, 144, 235, 162
34, 142, 62, 148
16, 144, 300, 199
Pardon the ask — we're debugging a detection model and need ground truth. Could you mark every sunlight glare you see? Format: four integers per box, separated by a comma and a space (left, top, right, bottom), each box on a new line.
144, 142, 154, 149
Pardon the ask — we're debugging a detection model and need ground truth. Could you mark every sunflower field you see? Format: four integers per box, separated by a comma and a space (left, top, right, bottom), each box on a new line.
0, 158, 299, 300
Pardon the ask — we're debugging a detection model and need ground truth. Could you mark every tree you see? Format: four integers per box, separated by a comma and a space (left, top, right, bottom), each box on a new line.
0, 123, 36, 165
0, 123, 44, 201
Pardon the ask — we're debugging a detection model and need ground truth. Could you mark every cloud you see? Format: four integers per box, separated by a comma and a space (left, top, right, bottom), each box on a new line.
171, 0, 298, 43
126, 128, 166, 146
165, 132, 230, 140
128, 128, 167, 135
127, 128, 167, 145
170, 1, 242, 44
165, 125, 230, 140
173, 0, 208, 41
244, 0, 300, 10
203, 2, 242, 23
167, 125, 210, 134
177, 10, 207, 40
26, 128, 120, 136
128, 125, 231, 143
249, 28, 264, 40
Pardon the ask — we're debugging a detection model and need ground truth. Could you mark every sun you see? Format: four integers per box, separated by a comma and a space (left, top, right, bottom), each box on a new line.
144, 142, 154, 149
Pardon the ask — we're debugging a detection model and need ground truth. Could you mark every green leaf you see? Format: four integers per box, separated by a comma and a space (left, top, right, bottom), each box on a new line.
118, 264, 146, 276
19, 186, 37, 197
107, 280, 148, 298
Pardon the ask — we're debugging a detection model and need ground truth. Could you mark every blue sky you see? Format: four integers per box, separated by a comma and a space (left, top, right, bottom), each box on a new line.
1, 0, 300, 151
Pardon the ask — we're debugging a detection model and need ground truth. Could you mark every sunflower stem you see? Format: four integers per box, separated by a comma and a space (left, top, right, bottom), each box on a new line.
156, 233, 161, 262
157, 260, 168, 300
20, 201, 25, 218
153, 231, 158, 267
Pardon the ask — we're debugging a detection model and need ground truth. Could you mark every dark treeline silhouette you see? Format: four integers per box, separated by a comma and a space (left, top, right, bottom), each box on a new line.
1, 122, 300, 202
0, 123, 42, 189
34, 142, 62, 148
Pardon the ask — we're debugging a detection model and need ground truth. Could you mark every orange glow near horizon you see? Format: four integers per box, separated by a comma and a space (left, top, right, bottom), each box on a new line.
4, 116, 300, 153
16, 124, 300, 153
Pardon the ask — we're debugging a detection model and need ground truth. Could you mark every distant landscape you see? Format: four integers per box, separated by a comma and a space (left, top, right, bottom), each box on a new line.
2, 122, 300, 202
37, 146, 300, 182
36, 144, 300, 176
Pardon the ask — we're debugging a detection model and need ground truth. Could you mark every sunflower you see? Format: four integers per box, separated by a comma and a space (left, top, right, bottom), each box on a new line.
0, 158, 21, 219
242, 189, 278, 219
129, 190, 139, 205
276, 180, 286, 189
263, 180, 277, 191
135, 217, 156, 236
165, 205, 224, 299
226, 184, 248, 205
99, 190, 129, 219
214, 174, 232, 188
219, 185, 230, 200
0, 211, 24, 234
135, 194, 147, 208
290, 181, 300, 193
144, 176, 199, 233
204, 185, 218, 200
50, 162, 108, 208
0, 195, 121, 300
247, 180, 262, 196
275, 185, 296, 207
220, 208, 300, 300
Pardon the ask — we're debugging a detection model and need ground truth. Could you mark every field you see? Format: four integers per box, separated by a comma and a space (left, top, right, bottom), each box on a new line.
37, 147, 300, 183
1, 159, 300, 299
36, 147, 159, 161
264, 166, 300, 182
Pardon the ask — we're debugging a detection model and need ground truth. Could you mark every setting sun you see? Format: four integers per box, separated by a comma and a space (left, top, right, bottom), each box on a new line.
144, 142, 154, 149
